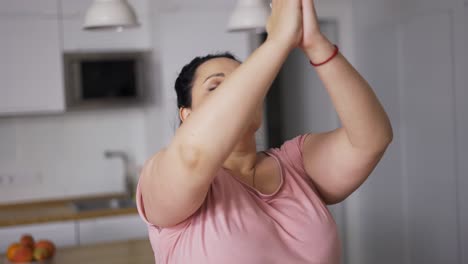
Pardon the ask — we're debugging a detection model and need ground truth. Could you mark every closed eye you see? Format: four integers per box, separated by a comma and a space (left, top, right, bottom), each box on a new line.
207, 78, 222, 92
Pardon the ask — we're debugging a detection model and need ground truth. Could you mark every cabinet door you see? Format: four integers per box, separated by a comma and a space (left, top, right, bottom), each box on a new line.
0, 222, 76, 253
0, 0, 58, 16
0, 17, 65, 115
78, 215, 148, 245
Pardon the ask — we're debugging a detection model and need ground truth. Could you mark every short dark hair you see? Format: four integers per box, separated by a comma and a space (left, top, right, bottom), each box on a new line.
174, 52, 240, 126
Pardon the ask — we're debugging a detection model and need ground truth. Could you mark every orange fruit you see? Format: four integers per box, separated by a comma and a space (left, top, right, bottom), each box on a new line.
8, 244, 33, 262
6, 243, 21, 261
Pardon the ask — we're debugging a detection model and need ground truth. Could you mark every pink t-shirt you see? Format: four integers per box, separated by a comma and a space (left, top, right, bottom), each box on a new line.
136, 134, 341, 264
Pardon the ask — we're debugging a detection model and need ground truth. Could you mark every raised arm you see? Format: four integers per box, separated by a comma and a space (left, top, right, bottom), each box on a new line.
140, 0, 303, 227
299, 0, 393, 204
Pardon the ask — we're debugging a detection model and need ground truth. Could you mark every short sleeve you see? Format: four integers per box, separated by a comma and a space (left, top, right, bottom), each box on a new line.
275, 133, 311, 180
135, 157, 191, 234
136, 177, 159, 229
135, 159, 162, 231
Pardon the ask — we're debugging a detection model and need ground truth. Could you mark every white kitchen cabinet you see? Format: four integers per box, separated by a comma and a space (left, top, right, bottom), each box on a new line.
60, 0, 151, 51
78, 215, 148, 245
0, 222, 77, 254
0, 0, 58, 16
0, 16, 65, 115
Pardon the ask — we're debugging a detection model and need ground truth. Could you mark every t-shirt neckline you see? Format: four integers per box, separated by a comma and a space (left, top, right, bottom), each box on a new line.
222, 150, 285, 198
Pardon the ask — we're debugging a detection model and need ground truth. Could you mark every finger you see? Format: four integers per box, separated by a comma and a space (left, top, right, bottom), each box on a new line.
302, 0, 313, 31
302, 0, 317, 23
304, 0, 318, 16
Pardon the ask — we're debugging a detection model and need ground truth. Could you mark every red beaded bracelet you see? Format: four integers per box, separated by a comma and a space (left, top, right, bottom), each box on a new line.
309, 45, 340, 67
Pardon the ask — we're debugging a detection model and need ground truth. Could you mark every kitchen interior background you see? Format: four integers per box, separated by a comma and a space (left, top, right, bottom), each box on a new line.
0, 0, 466, 264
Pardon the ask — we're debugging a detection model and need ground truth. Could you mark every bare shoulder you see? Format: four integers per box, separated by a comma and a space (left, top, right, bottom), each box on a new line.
301, 130, 338, 152
140, 148, 167, 189
139, 145, 212, 227
303, 131, 327, 144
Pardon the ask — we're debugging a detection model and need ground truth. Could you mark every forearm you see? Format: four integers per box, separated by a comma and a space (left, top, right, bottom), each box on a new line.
174, 40, 291, 169
305, 37, 393, 150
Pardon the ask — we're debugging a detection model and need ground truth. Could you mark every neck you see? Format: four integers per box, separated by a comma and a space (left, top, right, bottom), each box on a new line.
222, 132, 258, 179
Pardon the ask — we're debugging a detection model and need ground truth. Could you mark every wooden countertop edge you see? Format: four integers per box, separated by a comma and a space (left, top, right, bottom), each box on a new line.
0, 192, 128, 210
0, 193, 142, 228
0, 207, 138, 227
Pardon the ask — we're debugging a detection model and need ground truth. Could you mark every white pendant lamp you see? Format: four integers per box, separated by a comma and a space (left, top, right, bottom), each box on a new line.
227, 0, 270, 32
83, 0, 139, 30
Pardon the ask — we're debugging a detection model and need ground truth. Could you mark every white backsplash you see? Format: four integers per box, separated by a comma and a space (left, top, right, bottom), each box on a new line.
0, 109, 146, 204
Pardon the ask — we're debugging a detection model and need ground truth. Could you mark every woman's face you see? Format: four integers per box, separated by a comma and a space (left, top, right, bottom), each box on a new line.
180, 57, 264, 134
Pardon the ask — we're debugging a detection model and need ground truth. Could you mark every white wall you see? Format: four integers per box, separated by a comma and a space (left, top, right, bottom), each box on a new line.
0, 109, 147, 204
457, 2, 467, 262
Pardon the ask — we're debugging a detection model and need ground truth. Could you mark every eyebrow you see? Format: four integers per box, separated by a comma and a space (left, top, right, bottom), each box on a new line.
203, 73, 225, 84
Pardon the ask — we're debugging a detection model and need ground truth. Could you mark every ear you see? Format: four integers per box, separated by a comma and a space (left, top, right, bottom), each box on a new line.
179, 107, 191, 123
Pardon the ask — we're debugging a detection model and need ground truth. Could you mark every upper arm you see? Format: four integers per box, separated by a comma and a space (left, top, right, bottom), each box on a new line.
302, 128, 389, 205
139, 146, 211, 228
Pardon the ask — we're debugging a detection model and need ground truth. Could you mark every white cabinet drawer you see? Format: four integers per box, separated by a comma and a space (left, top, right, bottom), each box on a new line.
78, 215, 148, 245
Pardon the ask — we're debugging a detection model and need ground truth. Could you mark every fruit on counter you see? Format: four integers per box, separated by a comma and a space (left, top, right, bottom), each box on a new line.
33, 247, 49, 261
6, 243, 21, 261
6, 244, 33, 262
34, 240, 56, 259
6, 234, 56, 263
20, 234, 35, 249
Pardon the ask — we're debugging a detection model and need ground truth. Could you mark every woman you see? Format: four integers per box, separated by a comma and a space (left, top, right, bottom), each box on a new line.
136, 0, 393, 263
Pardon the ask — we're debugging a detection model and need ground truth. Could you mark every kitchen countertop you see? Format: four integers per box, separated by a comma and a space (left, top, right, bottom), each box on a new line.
0, 194, 138, 228
1, 239, 154, 264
